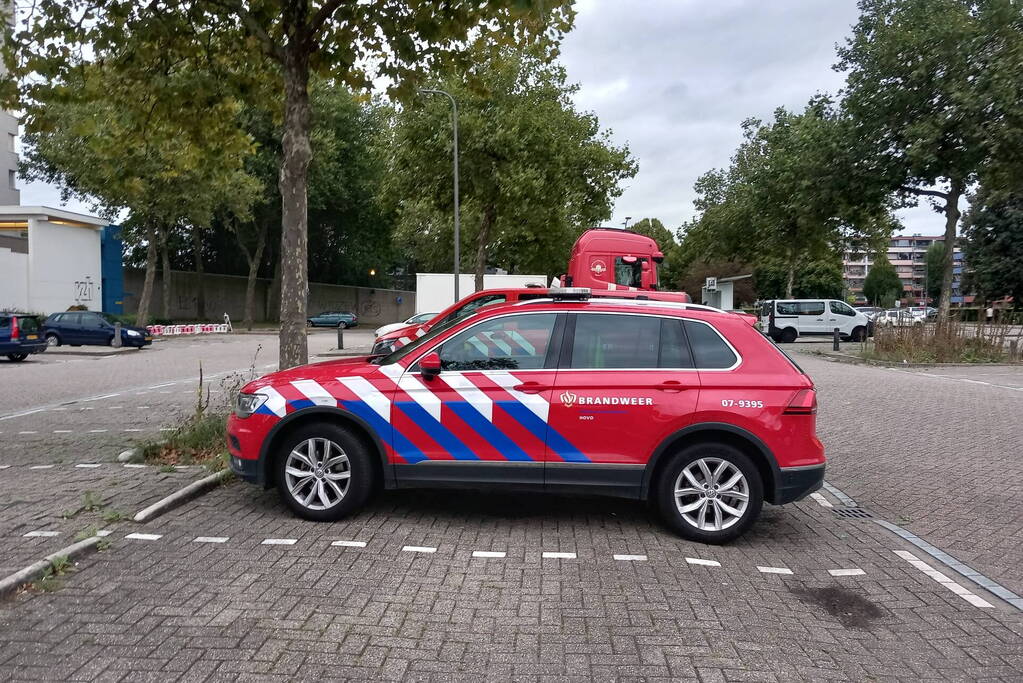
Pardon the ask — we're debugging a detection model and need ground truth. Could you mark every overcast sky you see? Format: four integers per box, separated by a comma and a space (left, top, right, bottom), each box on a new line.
21, 0, 943, 237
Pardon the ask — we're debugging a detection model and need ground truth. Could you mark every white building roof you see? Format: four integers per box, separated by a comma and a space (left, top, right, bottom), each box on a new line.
0, 205, 109, 227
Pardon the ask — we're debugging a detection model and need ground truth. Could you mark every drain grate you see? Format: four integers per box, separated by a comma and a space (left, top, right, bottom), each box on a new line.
832, 506, 873, 519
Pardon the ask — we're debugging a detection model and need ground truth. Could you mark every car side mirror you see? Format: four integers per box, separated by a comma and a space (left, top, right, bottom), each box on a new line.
640, 261, 652, 289
420, 352, 441, 379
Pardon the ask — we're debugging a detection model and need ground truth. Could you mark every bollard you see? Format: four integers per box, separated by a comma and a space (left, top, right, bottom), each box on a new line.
833, 327, 840, 351
113, 321, 122, 348
337, 323, 344, 350
1011, 339, 1018, 360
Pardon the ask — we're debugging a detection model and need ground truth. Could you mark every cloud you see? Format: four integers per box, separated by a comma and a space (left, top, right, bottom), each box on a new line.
559, 0, 945, 237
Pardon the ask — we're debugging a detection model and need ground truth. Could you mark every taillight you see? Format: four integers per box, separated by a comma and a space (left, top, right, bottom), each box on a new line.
10, 316, 18, 341
783, 388, 816, 415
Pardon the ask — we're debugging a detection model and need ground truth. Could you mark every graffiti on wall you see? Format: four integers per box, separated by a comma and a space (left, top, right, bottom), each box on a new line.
74, 276, 95, 303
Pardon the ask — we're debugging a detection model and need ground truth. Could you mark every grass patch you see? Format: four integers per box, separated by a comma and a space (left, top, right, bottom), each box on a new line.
859, 320, 1019, 364
30, 555, 73, 593
61, 490, 106, 519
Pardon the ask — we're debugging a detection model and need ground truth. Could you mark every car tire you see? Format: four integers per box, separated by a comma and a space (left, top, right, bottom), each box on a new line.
274, 421, 375, 522
779, 327, 797, 343
656, 443, 763, 544
45, 333, 61, 347
851, 326, 867, 342
7, 353, 28, 362
338, 321, 347, 329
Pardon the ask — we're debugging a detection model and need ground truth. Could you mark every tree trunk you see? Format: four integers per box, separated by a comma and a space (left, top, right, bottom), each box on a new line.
474, 205, 496, 292
277, 46, 313, 369
937, 179, 963, 324
192, 226, 206, 320
158, 223, 172, 320
136, 224, 158, 327
242, 223, 267, 331
785, 250, 797, 299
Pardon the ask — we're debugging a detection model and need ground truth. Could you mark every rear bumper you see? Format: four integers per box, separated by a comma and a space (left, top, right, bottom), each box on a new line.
1, 341, 47, 355
774, 464, 825, 504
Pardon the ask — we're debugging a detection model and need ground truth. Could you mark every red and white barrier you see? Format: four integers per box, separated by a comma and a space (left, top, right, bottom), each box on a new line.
146, 323, 231, 337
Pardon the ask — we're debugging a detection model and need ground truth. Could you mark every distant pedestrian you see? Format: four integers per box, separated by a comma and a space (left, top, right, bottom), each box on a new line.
986, 305, 994, 323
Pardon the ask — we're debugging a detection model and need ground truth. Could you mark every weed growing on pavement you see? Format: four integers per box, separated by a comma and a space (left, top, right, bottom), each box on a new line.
101, 509, 126, 523
158, 464, 178, 473
74, 526, 98, 542
862, 320, 1018, 363
31, 555, 73, 593
62, 491, 106, 518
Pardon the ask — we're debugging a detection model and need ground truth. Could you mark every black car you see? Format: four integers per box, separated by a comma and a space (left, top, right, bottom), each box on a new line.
42, 311, 153, 348
0, 314, 47, 361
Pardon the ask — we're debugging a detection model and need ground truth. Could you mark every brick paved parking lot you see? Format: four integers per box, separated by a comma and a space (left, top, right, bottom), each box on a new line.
0, 334, 1021, 680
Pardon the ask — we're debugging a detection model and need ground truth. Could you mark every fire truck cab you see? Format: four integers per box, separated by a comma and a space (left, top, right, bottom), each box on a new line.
562, 228, 664, 291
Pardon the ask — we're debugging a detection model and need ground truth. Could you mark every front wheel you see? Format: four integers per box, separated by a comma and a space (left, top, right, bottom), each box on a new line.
656, 443, 763, 544
275, 422, 375, 522
7, 353, 28, 362
337, 321, 348, 329
45, 333, 61, 347
850, 326, 867, 342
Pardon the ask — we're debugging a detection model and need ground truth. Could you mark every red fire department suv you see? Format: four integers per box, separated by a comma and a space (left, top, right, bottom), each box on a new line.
228, 289, 824, 543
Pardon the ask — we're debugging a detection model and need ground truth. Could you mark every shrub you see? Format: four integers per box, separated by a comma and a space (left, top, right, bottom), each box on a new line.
863, 320, 1016, 363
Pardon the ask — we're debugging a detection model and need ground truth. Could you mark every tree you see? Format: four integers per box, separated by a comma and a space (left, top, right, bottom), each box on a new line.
386, 46, 635, 290
753, 257, 845, 301
863, 257, 903, 307
924, 242, 947, 303
679, 259, 756, 305
9, 1, 575, 368
678, 100, 895, 297
17, 64, 259, 325
628, 218, 685, 290
962, 188, 1023, 306
836, 0, 1023, 321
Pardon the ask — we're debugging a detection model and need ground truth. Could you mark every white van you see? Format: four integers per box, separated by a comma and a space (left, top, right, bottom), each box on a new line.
759, 299, 873, 343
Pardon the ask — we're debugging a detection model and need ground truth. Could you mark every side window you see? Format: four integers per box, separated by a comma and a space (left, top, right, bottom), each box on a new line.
830, 301, 856, 316
658, 318, 694, 369
437, 294, 507, 327
0, 316, 9, 329
570, 314, 660, 369
797, 302, 825, 316
776, 302, 798, 315
64, 313, 81, 326
684, 321, 738, 369
437, 313, 556, 371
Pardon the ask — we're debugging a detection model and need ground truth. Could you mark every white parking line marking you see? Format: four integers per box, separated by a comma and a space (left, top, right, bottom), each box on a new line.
53, 430, 72, 434
614, 554, 648, 561
125, 533, 162, 541
123, 429, 142, 432
75, 463, 101, 468
542, 551, 577, 559
159, 427, 175, 432
88, 429, 108, 433
0, 465, 9, 469
894, 550, 993, 608
331, 540, 367, 548
23, 530, 60, 537
18, 431, 37, 435
829, 568, 866, 577
261, 538, 297, 545
194, 536, 229, 543
810, 492, 834, 508
686, 557, 721, 567
29, 465, 54, 470
757, 566, 794, 575
123, 463, 147, 468
472, 550, 506, 558
96, 530, 113, 537
402, 546, 436, 553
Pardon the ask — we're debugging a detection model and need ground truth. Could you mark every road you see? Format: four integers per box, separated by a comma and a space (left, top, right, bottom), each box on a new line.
0, 333, 1020, 680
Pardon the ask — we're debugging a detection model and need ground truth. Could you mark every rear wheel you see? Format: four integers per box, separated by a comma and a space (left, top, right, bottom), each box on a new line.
274, 422, 375, 522
656, 443, 763, 544
7, 353, 28, 362
779, 327, 797, 343
851, 326, 867, 342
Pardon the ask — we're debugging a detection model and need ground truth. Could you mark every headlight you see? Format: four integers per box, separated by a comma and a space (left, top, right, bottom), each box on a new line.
126, 329, 141, 337
235, 392, 267, 418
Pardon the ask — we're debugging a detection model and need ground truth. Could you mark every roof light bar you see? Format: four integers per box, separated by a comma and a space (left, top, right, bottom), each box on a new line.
549, 287, 591, 301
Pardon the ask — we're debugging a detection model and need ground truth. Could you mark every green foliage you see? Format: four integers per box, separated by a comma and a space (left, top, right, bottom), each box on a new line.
679, 99, 895, 297
628, 218, 685, 290
924, 242, 946, 301
865, 321, 1011, 363
963, 188, 1023, 305
754, 258, 845, 301
678, 259, 756, 305
384, 46, 636, 284
863, 257, 903, 306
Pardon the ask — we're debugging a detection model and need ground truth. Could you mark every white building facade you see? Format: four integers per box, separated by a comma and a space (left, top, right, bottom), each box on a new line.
0, 207, 108, 314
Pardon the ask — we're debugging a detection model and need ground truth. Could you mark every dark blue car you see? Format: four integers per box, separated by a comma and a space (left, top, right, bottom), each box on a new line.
0, 314, 47, 361
42, 311, 152, 348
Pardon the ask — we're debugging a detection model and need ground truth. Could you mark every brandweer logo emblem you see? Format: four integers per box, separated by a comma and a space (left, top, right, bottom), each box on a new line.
560, 391, 577, 407
560, 392, 653, 407
590, 259, 606, 275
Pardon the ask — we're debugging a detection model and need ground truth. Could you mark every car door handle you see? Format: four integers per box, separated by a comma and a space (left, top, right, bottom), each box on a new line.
513, 382, 548, 394
657, 381, 688, 392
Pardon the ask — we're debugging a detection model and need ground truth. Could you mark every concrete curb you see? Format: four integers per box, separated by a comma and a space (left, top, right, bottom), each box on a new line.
0, 535, 103, 599
133, 469, 233, 523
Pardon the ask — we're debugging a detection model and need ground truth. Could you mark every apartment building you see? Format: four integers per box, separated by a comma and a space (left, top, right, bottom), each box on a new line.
843, 235, 965, 304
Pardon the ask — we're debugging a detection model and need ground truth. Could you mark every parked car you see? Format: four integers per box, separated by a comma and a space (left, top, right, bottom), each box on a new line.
307, 311, 358, 328
374, 311, 438, 338
909, 306, 937, 320
228, 288, 825, 544
876, 309, 924, 327
854, 306, 884, 321
760, 299, 873, 343
42, 311, 153, 348
0, 313, 46, 361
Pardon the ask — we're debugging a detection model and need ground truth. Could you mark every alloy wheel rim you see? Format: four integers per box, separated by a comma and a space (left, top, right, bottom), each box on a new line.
284, 438, 351, 510
674, 457, 749, 532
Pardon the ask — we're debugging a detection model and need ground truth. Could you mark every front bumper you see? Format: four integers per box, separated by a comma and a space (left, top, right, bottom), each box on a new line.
774, 464, 825, 504
229, 453, 262, 484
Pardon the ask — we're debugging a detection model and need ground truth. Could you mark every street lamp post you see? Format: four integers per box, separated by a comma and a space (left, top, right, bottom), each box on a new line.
420, 88, 461, 303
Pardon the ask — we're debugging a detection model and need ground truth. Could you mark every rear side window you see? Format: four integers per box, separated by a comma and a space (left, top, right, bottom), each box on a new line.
684, 320, 738, 369
798, 302, 825, 316
775, 302, 798, 315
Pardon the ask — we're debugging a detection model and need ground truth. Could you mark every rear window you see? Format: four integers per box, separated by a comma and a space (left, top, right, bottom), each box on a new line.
684, 320, 738, 369
17, 316, 39, 333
